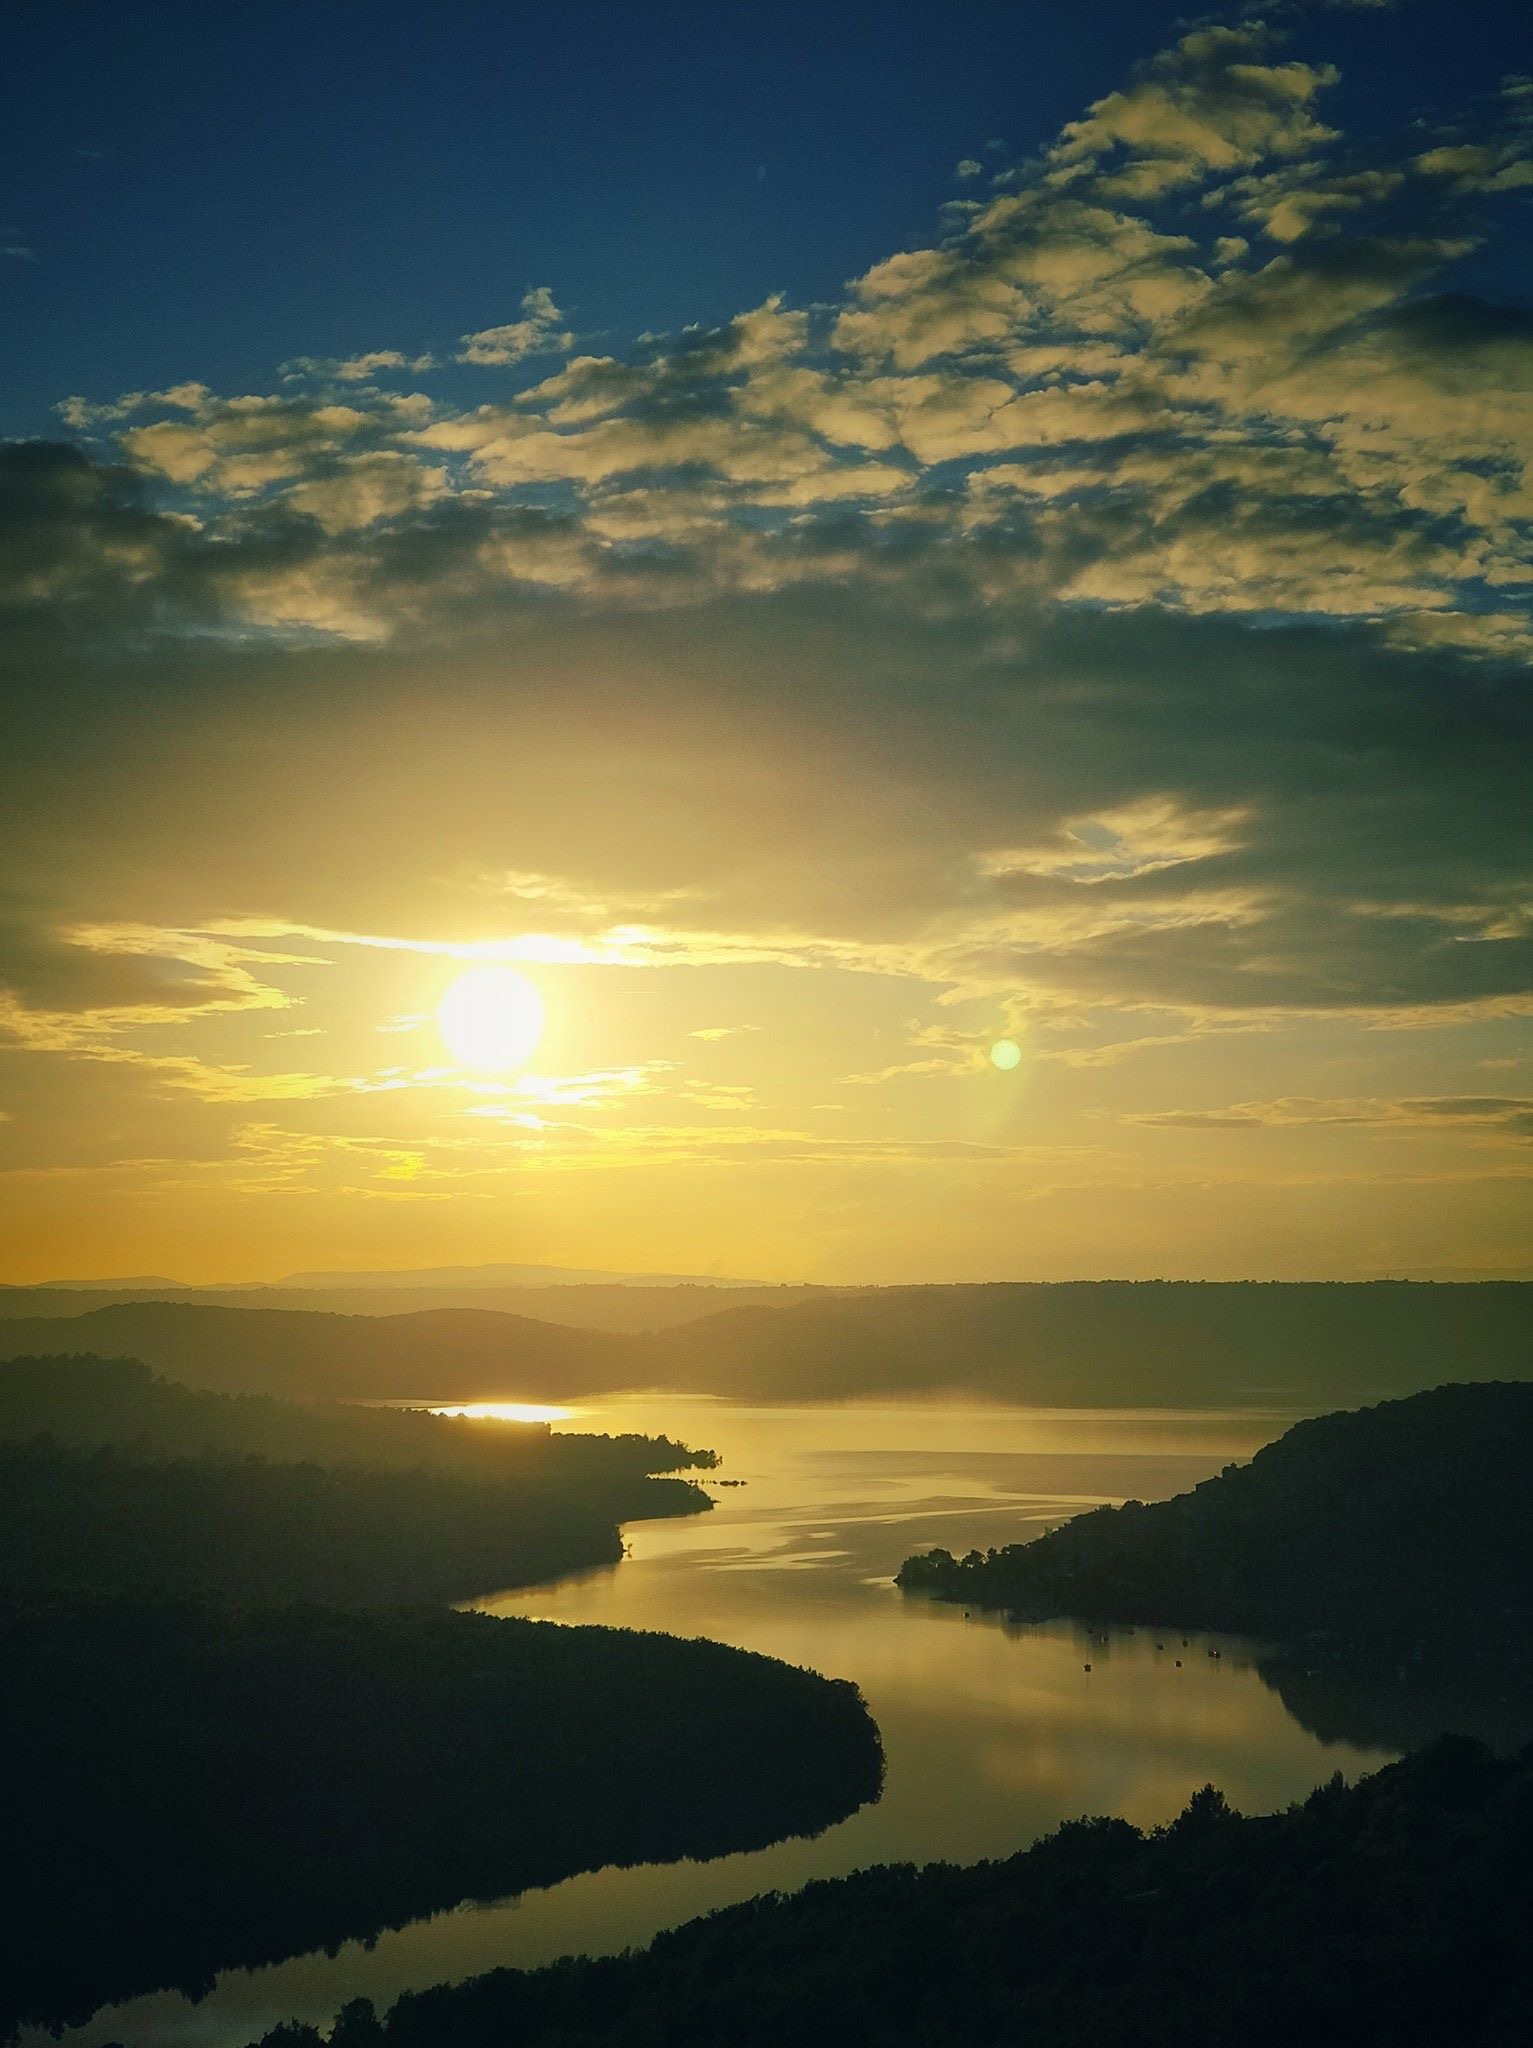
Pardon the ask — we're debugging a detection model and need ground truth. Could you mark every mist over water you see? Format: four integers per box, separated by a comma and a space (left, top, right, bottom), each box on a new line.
42, 1396, 1400, 2048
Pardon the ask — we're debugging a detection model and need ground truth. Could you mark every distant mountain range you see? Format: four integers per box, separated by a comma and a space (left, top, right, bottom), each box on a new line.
275, 1261, 766, 1289
21, 1262, 767, 1290
0, 1280, 1527, 1407
0, 1271, 839, 1334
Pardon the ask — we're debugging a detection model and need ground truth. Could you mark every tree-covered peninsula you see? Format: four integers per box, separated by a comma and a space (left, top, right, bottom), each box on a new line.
1, 1599, 883, 2037
249, 1737, 1533, 2048
0, 1352, 885, 2038
0, 1352, 713, 1603
898, 1382, 1533, 1668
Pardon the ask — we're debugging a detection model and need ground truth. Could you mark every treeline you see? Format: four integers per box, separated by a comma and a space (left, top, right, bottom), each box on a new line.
898, 1383, 1533, 1672
0, 1441, 635, 1605
248, 1736, 1533, 2048
0, 1597, 884, 2037
0, 1355, 886, 2038
0, 1354, 716, 1605
0, 1351, 715, 1515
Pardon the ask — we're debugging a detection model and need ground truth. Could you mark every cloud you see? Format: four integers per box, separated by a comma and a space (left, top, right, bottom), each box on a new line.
1050, 24, 1339, 195
1131, 1095, 1533, 1137
117, 388, 430, 495
39, 27, 1529, 643
1, 10, 1529, 1279
457, 286, 573, 365
282, 349, 438, 382
981, 797, 1251, 887
283, 450, 450, 533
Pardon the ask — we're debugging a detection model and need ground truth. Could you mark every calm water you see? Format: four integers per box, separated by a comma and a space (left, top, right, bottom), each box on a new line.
45, 1396, 1398, 2048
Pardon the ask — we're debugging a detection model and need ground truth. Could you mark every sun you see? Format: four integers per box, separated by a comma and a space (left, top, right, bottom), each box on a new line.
437, 965, 545, 1073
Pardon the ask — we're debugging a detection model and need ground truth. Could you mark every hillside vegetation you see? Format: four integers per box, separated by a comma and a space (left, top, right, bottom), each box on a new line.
3, 1280, 1528, 1405
1, 1598, 883, 2037
0, 1353, 714, 1605
249, 1737, 1533, 2048
0, 1350, 713, 1505
660, 1280, 1533, 1404
0, 1299, 633, 1399
0, 1354, 885, 2038
0, 1279, 841, 1332
898, 1383, 1533, 1666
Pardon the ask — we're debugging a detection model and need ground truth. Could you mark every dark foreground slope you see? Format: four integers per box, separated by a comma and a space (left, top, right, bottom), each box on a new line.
253, 1738, 1533, 2048
899, 1383, 1533, 1678
0, 1356, 885, 2038
0, 1600, 883, 2037
0, 1441, 642, 1604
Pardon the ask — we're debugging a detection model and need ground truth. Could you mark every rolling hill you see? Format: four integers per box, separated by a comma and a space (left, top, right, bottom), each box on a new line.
1, 1280, 1527, 1407
0, 1301, 634, 1401
899, 1381, 1533, 1653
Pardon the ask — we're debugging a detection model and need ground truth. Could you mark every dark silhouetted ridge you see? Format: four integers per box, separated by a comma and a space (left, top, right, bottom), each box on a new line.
898, 1383, 1533, 1667
247, 1737, 1533, 2048
3, 1280, 1530, 1400
0, 1599, 883, 2037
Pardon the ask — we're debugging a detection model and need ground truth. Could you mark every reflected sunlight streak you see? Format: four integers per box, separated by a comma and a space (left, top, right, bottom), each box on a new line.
428, 1400, 577, 1424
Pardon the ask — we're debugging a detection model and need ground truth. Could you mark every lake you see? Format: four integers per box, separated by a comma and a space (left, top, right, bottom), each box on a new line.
40, 1395, 1399, 2048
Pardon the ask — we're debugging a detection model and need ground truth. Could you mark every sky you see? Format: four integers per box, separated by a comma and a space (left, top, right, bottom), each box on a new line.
1, 0, 1530, 1286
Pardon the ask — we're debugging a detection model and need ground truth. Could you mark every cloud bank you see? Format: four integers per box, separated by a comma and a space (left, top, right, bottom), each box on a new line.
1, 16, 1529, 1281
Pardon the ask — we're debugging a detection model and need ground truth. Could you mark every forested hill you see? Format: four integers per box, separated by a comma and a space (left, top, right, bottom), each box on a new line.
252, 1737, 1533, 2048
0, 1351, 712, 1495
3, 1600, 883, 2037
0, 1355, 715, 1607
0, 1300, 631, 1400
0, 1355, 888, 2039
898, 1382, 1533, 1660
0, 1280, 840, 1333
659, 1280, 1533, 1404
2, 1281, 1528, 1405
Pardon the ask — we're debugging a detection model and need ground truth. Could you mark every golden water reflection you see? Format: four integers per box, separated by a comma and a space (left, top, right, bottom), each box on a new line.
427, 1400, 577, 1424
47, 1394, 1404, 2048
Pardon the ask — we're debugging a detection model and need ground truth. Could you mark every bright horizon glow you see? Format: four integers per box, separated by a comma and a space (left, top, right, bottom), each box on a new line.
437, 966, 546, 1074
3, 6, 1528, 1291
428, 1401, 576, 1425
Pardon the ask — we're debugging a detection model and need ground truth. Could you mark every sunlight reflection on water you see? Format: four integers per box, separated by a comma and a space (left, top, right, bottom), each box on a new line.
426, 1400, 577, 1424
45, 1394, 1406, 2048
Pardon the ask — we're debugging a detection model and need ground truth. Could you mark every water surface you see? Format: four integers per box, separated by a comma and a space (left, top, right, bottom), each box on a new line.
45, 1396, 1398, 2048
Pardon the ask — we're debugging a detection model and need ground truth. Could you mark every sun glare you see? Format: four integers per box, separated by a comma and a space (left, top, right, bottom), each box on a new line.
437, 965, 546, 1073
429, 1401, 574, 1424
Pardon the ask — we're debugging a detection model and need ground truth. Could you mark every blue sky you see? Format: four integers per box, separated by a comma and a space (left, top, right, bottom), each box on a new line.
3, 0, 1526, 434
1, 1, 1530, 1284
